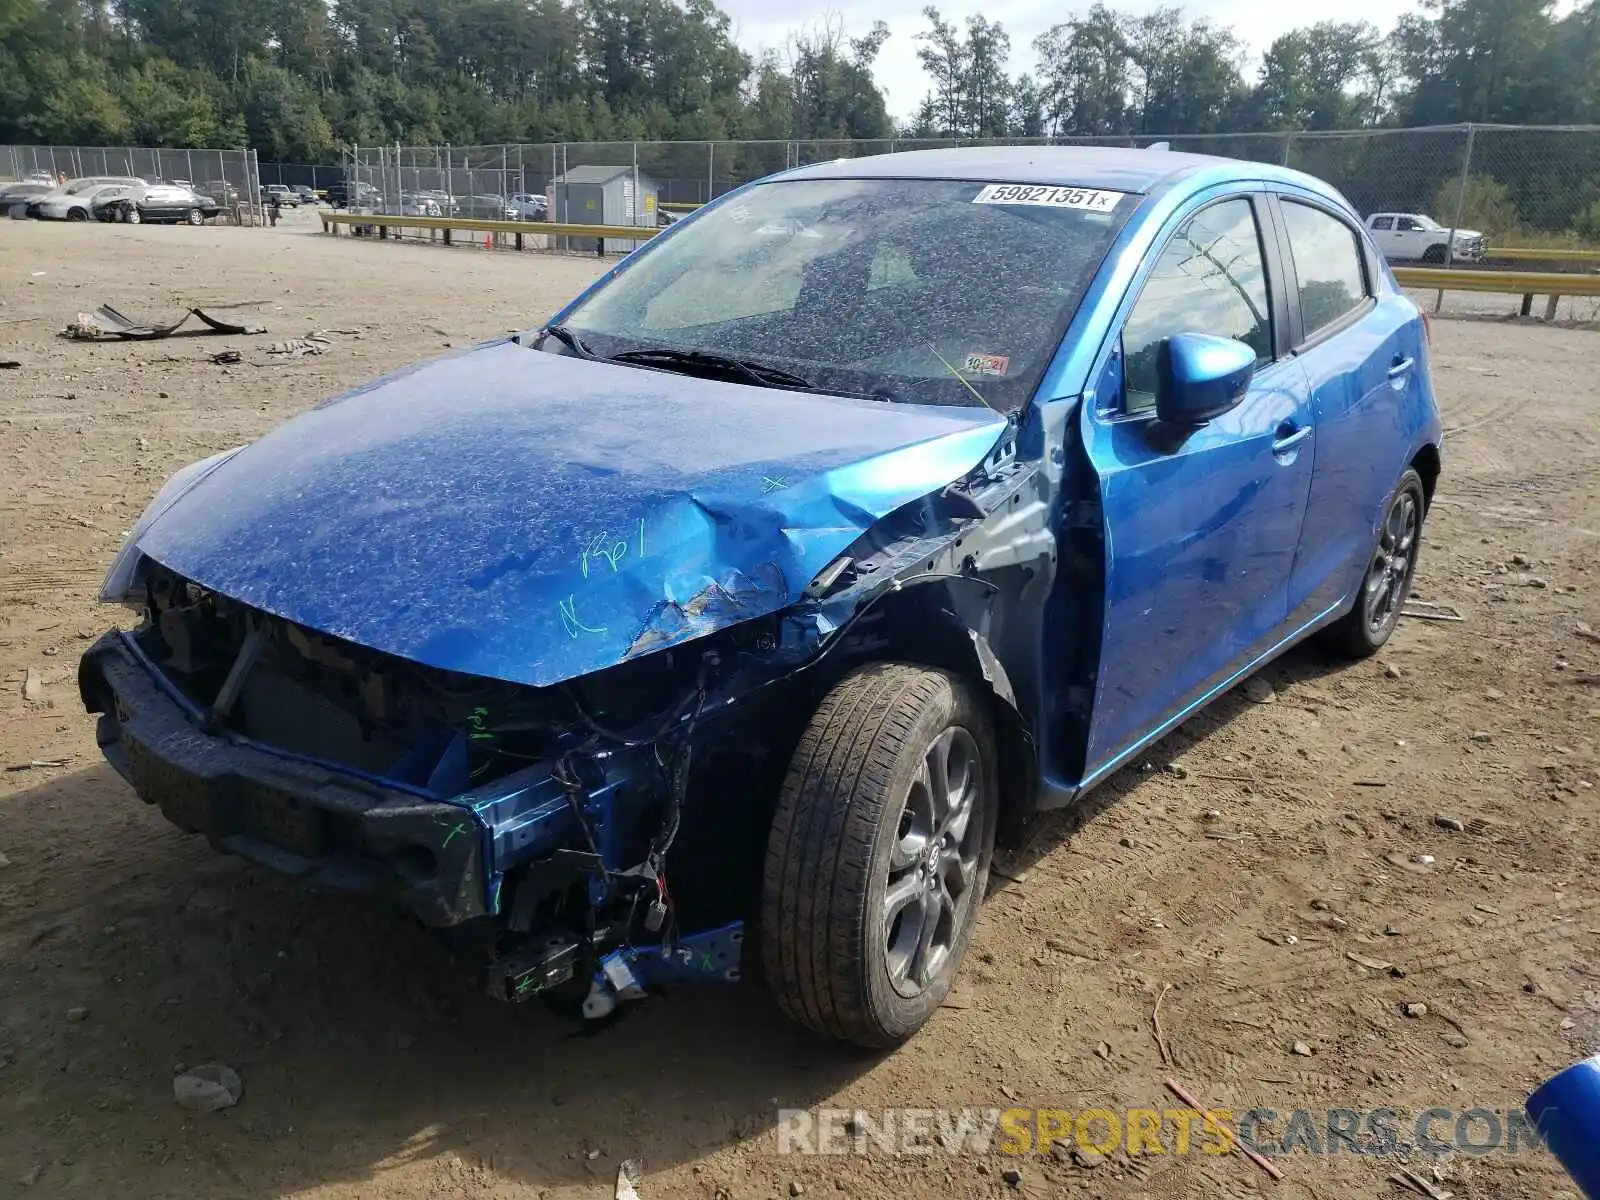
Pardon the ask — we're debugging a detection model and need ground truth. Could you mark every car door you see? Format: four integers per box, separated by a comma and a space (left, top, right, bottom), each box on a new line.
1394, 216, 1431, 260
1078, 190, 1315, 782
1274, 192, 1420, 623
140, 186, 174, 220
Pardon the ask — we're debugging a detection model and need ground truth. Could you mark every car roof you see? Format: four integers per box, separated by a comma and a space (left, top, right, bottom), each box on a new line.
780, 146, 1347, 204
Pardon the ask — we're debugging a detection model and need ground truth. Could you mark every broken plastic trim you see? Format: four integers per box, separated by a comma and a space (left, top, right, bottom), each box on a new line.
62, 303, 265, 341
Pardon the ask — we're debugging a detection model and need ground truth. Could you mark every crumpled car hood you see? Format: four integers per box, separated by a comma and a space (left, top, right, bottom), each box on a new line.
134, 339, 1007, 687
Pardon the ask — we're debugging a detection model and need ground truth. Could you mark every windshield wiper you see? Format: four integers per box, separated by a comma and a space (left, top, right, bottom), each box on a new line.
607, 347, 816, 391
543, 322, 598, 359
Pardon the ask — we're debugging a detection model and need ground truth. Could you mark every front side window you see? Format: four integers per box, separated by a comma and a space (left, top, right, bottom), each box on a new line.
1120, 197, 1272, 412
1396, 216, 1425, 232
555, 177, 1135, 410
1280, 201, 1369, 338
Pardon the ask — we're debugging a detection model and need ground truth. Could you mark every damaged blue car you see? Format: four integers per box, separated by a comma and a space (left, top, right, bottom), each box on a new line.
80, 147, 1442, 1048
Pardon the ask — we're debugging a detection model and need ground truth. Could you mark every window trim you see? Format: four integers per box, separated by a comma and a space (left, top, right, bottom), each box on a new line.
1107, 191, 1287, 419
1267, 193, 1376, 354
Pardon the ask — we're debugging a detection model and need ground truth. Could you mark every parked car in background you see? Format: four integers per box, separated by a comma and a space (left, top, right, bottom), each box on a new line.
26, 177, 146, 220
1366, 212, 1487, 263
81, 147, 1442, 1049
399, 192, 442, 217
262, 184, 299, 207
1, 181, 56, 215
418, 189, 458, 216
509, 192, 548, 220
292, 185, 318, 204
94, 183, 221, 225
326, 180, 381, 209
461, 193, 518, 219
203, 180, 241, 207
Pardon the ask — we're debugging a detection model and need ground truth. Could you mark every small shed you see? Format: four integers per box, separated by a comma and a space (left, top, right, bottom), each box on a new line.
548, 164, 659, 252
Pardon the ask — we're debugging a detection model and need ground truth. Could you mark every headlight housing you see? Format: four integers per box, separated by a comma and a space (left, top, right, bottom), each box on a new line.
100, 447, 244, 605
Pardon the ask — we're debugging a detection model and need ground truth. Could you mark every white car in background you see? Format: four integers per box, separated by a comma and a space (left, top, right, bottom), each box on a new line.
509, 192, 548, 220
28, 178, 144, 221
1366, 212, 1488, 263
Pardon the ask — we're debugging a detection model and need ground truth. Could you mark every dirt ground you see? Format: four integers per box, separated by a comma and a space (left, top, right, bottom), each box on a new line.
2, 218, 1598, 1200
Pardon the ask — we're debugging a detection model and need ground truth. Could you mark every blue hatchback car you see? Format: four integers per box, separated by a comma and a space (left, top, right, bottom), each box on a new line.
80, 147, 1441, 1047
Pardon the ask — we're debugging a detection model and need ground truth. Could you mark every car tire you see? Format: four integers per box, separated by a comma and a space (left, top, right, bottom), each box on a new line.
67, 207, 87, 221
125, 206, 141, 225
186, 208, 203, 226
1319, 467, 1427, 659
1421, 244, 1447, 264
761, 662, 997, 1048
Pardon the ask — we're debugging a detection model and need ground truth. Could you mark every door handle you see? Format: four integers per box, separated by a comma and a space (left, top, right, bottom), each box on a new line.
1272, 423, 1312, 454
1388, 356, 1415, 379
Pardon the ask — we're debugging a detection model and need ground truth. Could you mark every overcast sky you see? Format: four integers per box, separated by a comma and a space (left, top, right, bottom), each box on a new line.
720, 0, 1416, 120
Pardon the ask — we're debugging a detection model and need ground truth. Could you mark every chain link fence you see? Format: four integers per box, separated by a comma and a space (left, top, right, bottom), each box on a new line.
0, 144, 265, 224
341, 124, 1600, 247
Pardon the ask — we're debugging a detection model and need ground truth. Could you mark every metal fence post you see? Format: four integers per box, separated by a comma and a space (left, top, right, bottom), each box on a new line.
707, 141, 714, 203
1440, 122, 1476, 310
631, 141, 640, 230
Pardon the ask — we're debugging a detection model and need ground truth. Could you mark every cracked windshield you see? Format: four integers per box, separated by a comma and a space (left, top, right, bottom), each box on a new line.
552, 177, 1135, 409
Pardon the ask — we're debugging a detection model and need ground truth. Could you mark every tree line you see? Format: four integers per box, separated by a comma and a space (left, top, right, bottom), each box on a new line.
0, 0, 1596, 162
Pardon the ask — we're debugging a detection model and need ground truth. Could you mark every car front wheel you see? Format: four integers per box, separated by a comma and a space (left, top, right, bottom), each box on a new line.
125, 206, 141, 225
761, 662, 997, 1048
1320, 467, 1426, 659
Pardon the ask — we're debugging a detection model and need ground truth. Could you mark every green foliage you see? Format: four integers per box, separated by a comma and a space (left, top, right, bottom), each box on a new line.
0, 0, 1595, 215
1572, 198, 1600, 243
0, 0, 888, 153
1431, 174, 1517, 232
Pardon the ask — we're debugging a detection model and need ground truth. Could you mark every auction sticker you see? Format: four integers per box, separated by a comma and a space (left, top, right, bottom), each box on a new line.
972, 184, 1124, 211
963, 353, 1010, 377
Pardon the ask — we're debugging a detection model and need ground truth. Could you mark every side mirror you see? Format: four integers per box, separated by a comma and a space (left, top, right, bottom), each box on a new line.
1155, 333, 1256, 426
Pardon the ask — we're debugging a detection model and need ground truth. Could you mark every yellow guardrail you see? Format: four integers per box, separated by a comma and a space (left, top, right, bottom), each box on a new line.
318, 210, 661, 241
1490, 246, 1600, 264
1395, 264, 1600, 320
1393, 266, 1600, 295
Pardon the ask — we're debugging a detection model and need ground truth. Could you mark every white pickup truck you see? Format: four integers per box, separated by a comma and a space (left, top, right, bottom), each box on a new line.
1366, 213, 1487, 263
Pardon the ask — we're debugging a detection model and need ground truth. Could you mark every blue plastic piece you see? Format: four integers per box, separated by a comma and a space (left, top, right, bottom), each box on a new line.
1528, 1057, 1600, 1197
602, 921, 744, 991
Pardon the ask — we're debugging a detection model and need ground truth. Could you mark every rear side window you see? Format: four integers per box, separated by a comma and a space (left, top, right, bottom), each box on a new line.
1370, 216, 1393, 231
1281, 201, 1369, 338
1121, 197, 1272, 412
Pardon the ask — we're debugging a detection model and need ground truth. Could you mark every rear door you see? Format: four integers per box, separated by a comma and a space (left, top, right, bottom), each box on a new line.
1394, 216, 1431, 260
1272, 192, 1419, 623
1078, 188, 1315, 781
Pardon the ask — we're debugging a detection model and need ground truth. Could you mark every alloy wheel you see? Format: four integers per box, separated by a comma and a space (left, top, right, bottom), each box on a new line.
883, 726, 984, 998
1363, 488, 1419, 638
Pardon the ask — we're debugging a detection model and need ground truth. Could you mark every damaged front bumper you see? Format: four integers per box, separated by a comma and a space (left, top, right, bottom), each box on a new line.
80, 630, 491, 926
79, 628, 749, 1012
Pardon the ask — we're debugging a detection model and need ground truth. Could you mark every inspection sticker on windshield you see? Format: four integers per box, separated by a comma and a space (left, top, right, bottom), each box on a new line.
963, 353, 1010, 377
972, 184, 1124, 211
